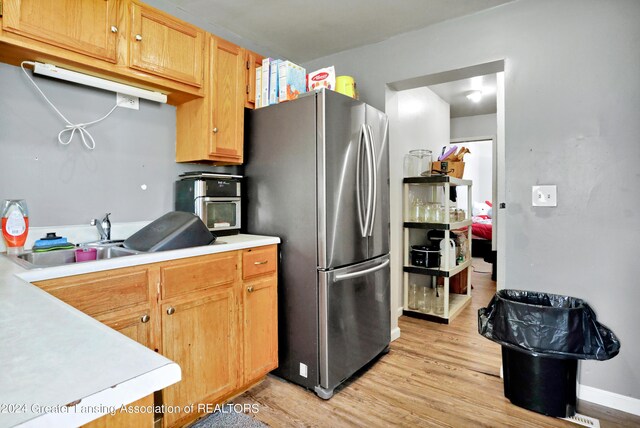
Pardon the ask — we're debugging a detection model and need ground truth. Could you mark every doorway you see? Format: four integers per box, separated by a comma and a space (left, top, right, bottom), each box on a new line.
385, 60, 505, 337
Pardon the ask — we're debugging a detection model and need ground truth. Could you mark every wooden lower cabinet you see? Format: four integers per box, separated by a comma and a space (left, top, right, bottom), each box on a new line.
243, 274, 278, 384
83, 394, 154, 428
33, 245, 278, 428
95, 306, 154, 349
161, 289, 239, 427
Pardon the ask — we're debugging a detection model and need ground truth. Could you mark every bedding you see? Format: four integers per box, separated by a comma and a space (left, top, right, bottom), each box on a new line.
471, 216, 492, 240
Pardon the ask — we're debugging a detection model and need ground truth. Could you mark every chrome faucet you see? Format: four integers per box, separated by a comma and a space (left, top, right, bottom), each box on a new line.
91, 213, 111, 241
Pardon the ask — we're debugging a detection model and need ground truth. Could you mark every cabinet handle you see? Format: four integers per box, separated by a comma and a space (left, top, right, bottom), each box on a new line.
247, 286, 254, 293
212, 127, 218, 133
135, 34, 143, 41
167, 307, 175, 315
254, 260, 268, 265
111, 26, 118, 33
141, 314, 150, 323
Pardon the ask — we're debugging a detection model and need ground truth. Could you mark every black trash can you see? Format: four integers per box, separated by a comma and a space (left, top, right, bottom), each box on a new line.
478, 290, 620, 418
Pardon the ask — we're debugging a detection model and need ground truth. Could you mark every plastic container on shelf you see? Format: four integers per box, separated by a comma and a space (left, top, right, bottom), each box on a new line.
415, 283, 427, 311
434, 284, 445, 315
410, 198, 426, 222
403, 149, 432, 177
408, 282, 418, 310
1, 199, 29, 255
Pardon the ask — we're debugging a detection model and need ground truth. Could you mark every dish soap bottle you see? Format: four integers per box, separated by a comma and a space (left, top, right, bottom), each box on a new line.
2, 199, 29, 254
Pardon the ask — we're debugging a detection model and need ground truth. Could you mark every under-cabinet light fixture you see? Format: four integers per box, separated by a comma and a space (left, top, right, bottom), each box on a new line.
32, 62, 168, 103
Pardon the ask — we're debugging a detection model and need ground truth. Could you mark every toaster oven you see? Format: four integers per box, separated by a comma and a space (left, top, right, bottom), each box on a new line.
175, 173, 242, 235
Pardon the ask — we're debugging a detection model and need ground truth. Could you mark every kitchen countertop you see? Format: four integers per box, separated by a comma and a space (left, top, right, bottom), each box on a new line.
0, 234, 280, 427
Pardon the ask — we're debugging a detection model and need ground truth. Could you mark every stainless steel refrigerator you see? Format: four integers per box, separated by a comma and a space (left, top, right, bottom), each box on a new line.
245, 89, 390, 399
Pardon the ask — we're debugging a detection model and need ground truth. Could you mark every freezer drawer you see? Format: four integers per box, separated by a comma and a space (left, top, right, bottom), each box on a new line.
317, 254, 390, 397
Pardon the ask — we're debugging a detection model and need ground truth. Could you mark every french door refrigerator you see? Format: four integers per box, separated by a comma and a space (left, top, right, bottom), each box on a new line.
245, 89, 390, 399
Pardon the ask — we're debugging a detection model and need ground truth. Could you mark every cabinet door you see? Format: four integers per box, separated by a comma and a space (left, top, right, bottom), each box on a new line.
244, 49, 263, 108
95, 307, 154, 349
2, 0, 119, 63
243, 275, 278, 383
129, 1, 204, 87
161, 289, 238, 427
209, 35, 244, 163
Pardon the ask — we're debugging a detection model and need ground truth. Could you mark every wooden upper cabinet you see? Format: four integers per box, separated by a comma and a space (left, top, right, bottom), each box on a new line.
209, 35, 244, 162
1, 0, 120, 63
129, 1, 204, 88
244, 49, 263, 109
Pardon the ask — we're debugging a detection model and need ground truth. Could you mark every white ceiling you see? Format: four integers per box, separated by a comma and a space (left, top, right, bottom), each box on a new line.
429, 74, 497, 118
165, 0, 515, 62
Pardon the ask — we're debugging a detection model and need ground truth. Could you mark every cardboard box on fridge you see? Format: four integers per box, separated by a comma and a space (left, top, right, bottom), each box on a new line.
431, 161, 465, 178
307, 66, 336, 91
261, 58, 272, 107
269, 59, 281, 105
278, 61, 306, 102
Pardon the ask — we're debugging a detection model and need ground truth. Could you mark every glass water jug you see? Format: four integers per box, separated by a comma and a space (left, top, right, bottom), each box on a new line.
403, 149, 433, 177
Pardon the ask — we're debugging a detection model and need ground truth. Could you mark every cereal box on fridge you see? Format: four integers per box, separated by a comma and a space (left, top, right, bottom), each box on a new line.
278, 61, 306, 102
307, 66, 336, 91
255, 66, 262, 108
269, 59, 281, 105
261, 58, 272, 107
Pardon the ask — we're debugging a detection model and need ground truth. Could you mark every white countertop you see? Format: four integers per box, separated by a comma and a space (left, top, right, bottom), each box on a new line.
0, 234, 279, 427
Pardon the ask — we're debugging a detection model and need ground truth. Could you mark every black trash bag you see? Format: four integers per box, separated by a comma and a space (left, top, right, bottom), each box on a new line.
478, 289, 620, 360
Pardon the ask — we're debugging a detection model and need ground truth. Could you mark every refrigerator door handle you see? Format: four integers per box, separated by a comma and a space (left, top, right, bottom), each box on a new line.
333, 259, 390, 282
362, 124, 374, 237
356, 124, 367, 237
366, 124, 377, 237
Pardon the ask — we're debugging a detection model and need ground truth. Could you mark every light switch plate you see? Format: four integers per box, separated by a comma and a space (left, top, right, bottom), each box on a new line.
532, 185, 557, 207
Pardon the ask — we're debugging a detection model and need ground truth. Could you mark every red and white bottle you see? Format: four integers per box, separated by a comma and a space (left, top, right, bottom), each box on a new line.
1, 199, 29, 255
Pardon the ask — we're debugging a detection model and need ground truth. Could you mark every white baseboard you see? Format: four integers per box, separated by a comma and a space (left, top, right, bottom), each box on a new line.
390, 327, 401, 342
396, 306, 404, 318
578, 384, 640, 416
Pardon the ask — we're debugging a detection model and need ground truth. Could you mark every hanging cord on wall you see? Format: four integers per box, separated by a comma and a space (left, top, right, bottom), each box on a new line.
20, 61, 122, 150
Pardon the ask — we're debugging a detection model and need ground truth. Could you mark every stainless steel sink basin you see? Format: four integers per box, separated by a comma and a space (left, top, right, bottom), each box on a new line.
5, 244, 142, 269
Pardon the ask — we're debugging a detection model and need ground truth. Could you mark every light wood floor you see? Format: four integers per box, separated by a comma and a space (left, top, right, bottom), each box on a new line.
235, 259, 640, 427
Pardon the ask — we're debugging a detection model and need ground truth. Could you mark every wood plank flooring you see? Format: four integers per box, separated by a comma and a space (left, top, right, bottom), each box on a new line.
234, 259, 640, 427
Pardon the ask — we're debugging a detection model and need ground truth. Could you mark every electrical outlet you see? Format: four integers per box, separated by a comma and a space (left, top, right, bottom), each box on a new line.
299, 363, 308, 378
532, 185, 557, 207
116, 93, 139, 110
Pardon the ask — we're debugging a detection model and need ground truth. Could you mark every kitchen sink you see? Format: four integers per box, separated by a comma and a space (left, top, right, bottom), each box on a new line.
5, 244, 142, 269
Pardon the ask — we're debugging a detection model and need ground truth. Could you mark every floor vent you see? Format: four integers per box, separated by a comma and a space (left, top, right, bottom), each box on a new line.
561, 413, 601, 428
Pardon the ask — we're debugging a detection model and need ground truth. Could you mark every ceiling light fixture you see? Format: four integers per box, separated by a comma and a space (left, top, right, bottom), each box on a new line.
32, 62, 168, 103
466, 90, 483, 103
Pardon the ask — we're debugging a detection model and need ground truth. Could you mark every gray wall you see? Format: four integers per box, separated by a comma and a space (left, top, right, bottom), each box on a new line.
0, 62, 236, 226
304, 0, 640, 399
450, 113, 496, 140
0, 0, 278, 228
